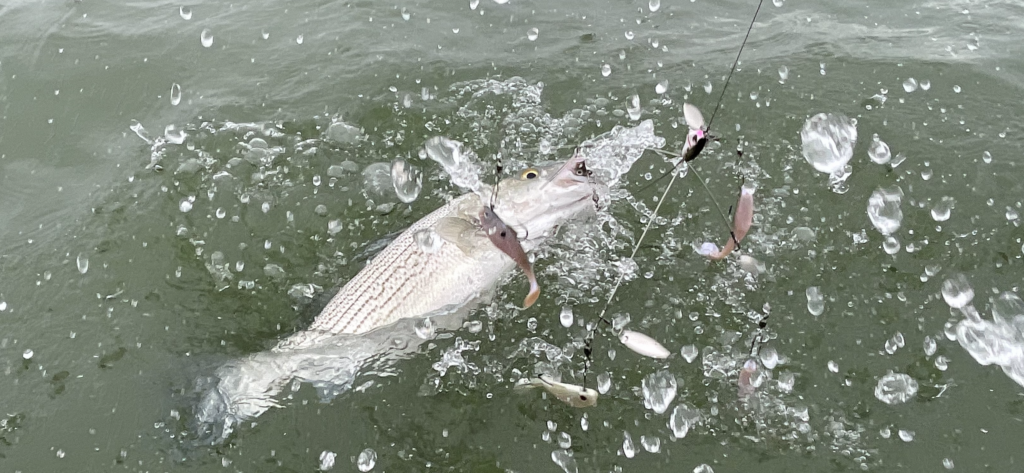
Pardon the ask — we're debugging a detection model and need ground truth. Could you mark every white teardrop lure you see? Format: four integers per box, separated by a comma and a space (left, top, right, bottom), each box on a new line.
619, 329, 671, 359
700, 184, 755, 260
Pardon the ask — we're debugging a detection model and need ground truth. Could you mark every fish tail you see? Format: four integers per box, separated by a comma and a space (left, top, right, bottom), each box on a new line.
523, 280, 540, 308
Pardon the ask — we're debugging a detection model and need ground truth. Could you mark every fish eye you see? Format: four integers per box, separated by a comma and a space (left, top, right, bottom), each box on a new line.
521, 168, 540, 180
579, 395, 588, 400
573, 161, 590, 176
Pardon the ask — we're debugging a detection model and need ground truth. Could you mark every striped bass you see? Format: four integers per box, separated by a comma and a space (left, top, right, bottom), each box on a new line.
276, 150, 600, 348
194, 121, 664, 442
196, 150, 604, 440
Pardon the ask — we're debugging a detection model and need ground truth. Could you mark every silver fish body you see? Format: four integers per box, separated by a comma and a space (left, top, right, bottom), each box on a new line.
196, 153, 601, 440
278, 152, 599, 348
514, 375, 599, 408
194, 122, 663, 443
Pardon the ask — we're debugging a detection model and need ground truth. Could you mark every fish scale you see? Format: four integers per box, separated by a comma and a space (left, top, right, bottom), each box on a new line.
306, 193, 509, 336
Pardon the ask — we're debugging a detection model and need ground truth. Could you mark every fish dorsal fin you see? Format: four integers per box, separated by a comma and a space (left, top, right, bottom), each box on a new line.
434, 216, 483, 255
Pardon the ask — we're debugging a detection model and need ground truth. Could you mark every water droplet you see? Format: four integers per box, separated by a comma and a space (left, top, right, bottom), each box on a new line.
930, 196, 955, 222
550, 449, 577, 473
680, 344, 698, 363
693, 464, 715, 473
261, 29, 270, 40
169, 83, 182, 106
622, 431, 636, 458
806, 286, 824, 316
559, 306, 573, 327
923, 336, 937, 357
601, 63, 611, 77
898, 429, 915, 442
952, 85, 961, 93
0, 301, 7, 311
760, 346, 779, 369
943, 458, 955, 469
982, 150, 992, 163
640, 435, 660, 453
920, 79, 931, 90
883, 235, 901, 255
296, 34, 304, 45
470, 0, 480, 10
76, 253, 89, 274
641, 369, 677, 414
867, 186, 904, 235
164, 124, 186, 144
703, 81, 713, 94
827, 360, 839, 373
401, 7, 411, 20
625, 30, 635, 40
596, 372, 611, 394
390, 159, 422, 203
903, 77, 918, 92
867, 133, 891, 164
749, 90, 759, 100
356, 448, 377, 472
527, 27, 539, 41
626, 94, 642, 120
648, 0, 661, 12
414, 229, 443, 254
179, 6, 192, 20
328, 220, 343, 235
179, 197, 194, 213
941, 274, 973, 309
777, 65, 789, 82
23, 349, 34, 360
800, 112, 857, 174
319, 450, 337, 471
200, 29, 213, 48
655, 80, 668, 94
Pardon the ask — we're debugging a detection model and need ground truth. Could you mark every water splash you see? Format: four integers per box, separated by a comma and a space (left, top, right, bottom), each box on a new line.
200, 28, 213, 48
422, 136, 483, 192
800, 113, 857, 193
390, 159, 422, 203
866, 186, 903, 236
874, 372, 918, 404
867, 133, 891, 164
641, 369, 677, 414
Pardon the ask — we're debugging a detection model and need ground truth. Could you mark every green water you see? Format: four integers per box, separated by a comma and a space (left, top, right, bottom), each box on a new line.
2, 0, 1024, 471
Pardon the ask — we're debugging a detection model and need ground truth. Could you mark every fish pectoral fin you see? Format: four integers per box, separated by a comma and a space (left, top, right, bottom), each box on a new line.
435, 217, 483, 255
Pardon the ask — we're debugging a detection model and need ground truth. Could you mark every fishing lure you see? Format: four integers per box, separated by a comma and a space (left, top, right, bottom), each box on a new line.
479, 163, 541, 308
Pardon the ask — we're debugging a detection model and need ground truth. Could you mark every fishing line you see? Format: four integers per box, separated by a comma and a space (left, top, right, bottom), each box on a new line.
581, 0, 765, 385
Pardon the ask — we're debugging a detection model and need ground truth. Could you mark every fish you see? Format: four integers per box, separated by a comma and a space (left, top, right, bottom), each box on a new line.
682, 103, 710, 162
619, 329, 671, 359
286, 151, 600, 342
192, 122, 665, 443
737, 358, 759, 398
514, 374, 598, 408
195, 151, 602, 441
699, 184, 755, 261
